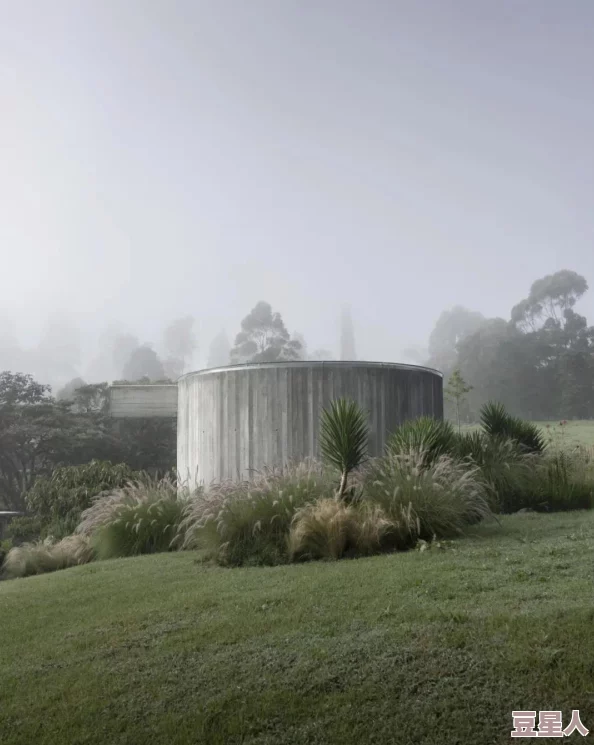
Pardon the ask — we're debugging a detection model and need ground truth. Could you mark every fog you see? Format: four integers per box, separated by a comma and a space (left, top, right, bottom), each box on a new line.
2, 0, 594, 390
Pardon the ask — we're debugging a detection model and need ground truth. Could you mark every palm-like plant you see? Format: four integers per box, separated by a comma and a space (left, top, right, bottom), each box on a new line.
319, 399, 369, 500
480, 401, 546, 454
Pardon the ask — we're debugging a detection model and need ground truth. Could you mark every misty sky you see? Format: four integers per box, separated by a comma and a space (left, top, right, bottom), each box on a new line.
3, 0, 594, 372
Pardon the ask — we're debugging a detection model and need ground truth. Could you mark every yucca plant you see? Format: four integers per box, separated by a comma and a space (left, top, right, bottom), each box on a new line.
319, 398, 369, 500
480, 402, 546, 454
387, 417, 456, 466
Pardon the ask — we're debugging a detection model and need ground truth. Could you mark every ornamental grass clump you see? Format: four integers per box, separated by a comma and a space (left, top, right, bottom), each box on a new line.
76, 474, 184, 559
2, 535, 95, 579
178, 461, 336, 566
288, 498, 397, 561
362, 449, 493, 544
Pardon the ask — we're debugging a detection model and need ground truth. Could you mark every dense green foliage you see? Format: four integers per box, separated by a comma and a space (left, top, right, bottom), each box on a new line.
361, 452, 492, 537
2, 512, 594, 744
0, 372, 176, 511
431, 270, 594, 421
25, 460, 138, 539
6, 515, 43, 545
0, 540, 9, 571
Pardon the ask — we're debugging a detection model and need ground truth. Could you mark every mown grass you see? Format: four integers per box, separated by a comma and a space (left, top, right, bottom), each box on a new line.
2, 511, 594, 744
460, 419, 594, 450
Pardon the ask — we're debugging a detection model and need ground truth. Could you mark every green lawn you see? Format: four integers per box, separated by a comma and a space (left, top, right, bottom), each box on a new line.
3, 512, 594, 744
534, 419, 594, 450
459, 418, 594, 450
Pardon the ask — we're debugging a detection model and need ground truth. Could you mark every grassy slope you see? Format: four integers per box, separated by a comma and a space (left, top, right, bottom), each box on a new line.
2, 512, 594, 745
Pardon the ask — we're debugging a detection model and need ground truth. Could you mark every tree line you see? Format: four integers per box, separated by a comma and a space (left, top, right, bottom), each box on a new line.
0, 302, 347, 511
429, 269, 594, 421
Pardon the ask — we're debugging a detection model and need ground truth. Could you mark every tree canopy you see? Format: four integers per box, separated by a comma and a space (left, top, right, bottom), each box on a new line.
230, 302, 302, 363
438, 269, 594, 421
0, 372, 176, 511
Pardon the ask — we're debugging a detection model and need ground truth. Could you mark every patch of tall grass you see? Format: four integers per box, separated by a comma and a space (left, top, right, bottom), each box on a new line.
178, 461, 336, 566
77, 475, 184, 559
288, 499, 396, 561
454, 431, 538, 513
361, 450, 493, 542
2, 535, 94, 579
526, 449, 594, 512
179, 453, 493, 566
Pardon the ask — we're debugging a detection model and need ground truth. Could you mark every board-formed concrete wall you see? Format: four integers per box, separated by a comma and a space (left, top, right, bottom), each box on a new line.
177, 361, 443, 490
109, 384, 178, 418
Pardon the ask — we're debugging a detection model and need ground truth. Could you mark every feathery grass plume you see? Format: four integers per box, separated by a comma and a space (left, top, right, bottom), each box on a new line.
387, 417, 456, 466
76, 473, 184, 559
319, 398, 369, 499
288, 498, 398, 561
454, 431, 539, 513
2, 535, 94, 579
178, 460, 336, 566
288, 498, 361, 560
362, 449, 492, 543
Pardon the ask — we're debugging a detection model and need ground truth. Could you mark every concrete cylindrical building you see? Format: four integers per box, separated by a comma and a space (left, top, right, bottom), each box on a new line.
177, 361, 443, 490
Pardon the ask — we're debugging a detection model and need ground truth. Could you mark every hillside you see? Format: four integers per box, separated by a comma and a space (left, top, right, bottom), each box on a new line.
2, 511, 594, 744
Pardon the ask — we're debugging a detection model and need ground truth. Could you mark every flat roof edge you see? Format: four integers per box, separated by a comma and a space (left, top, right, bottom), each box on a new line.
178, 360, 443, 380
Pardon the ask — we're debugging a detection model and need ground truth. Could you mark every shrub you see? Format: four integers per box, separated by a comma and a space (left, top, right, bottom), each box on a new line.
0, 539, 10, 572
387, 417, 457, 465
6, 515, 43, 545
288, 498, 396, 561
362, 450, 492, 542
77, 475, 183, 559
2, 535, 95, 579
179, 461, 336, 566
25, 460, 139, 539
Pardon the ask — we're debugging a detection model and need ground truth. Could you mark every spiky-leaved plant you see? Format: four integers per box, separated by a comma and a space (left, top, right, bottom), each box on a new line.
480, 401, 546, 454
387, 417, 456, 466
319, 398, 369, 500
